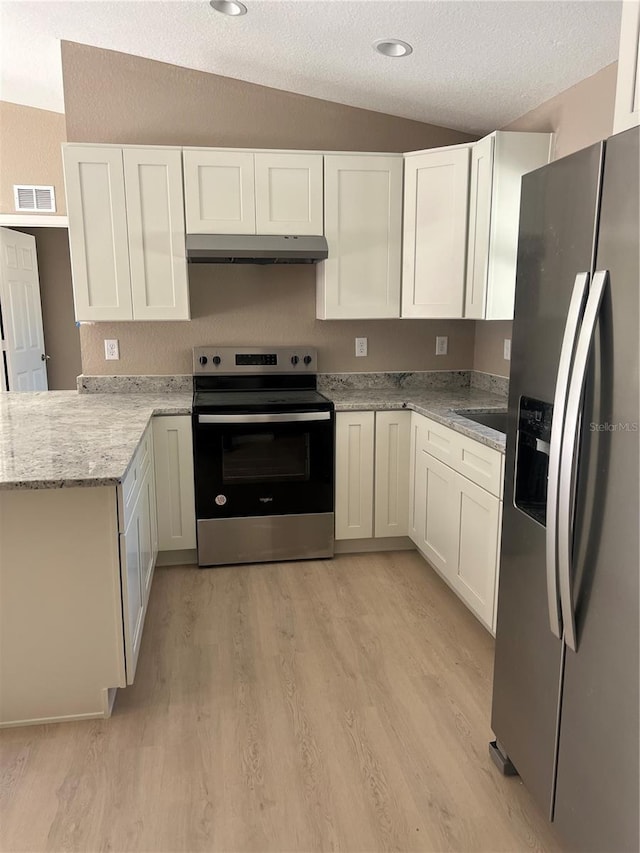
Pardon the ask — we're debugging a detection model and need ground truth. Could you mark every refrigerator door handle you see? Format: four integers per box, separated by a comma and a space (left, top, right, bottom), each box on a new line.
558, 269, 608, 652
546, 272, 590, 639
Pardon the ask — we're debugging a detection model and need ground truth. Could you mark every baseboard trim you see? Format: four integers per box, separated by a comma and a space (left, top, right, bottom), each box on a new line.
335, 536, 414, 554
0, 710, 107, 728
156, 549, 197, 567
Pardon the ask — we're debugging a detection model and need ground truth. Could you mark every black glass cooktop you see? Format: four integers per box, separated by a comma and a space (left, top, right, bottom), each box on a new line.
193, 389, 333, 413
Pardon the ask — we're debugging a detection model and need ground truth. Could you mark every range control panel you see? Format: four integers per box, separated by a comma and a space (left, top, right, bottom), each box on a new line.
193, 346, 318, 374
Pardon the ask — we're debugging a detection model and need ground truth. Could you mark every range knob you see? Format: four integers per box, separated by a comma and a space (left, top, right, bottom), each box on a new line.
199, 355, 208, 366
212, 356, 221, 366
303, 355, 313, 365
291, 355, 299, 366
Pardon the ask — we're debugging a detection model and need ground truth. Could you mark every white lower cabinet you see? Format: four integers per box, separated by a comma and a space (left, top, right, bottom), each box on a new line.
450, 472, 501, 629
335, 410, 410, 541
374, 411, 411, 537
153, 415, 196, 551
411, 446, 458, 577
409, 412, 503, 632
119, 423, 158, 684
335, 412, 375, 539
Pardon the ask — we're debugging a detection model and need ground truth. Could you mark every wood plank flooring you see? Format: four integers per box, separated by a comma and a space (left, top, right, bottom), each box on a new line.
0, 552, 563, 852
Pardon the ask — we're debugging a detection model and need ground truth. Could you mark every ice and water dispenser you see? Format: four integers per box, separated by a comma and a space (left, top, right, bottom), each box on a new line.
514, 397, 553, 526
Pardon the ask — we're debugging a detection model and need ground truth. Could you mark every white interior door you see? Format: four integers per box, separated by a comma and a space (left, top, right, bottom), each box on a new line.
0, 228, 48, 391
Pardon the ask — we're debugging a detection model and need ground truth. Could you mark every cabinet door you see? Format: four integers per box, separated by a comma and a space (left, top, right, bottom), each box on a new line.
183, 149, 256, 234
120, 490, 144, 684
318, 155, 402, 319
152, 415, 196, 551
335, 412, 375, 539
464, 135, 494, 319
63, 146, 133, 321
408, 414, 424, 545
374, 410, 410, 538
123, 148, 190, 320
139, 468, 155, 603
613, 0, 640, 134
451, 472, 501, 630
254, 153, 323, 235
413, 449, 457, 577
401, 147, 470, 318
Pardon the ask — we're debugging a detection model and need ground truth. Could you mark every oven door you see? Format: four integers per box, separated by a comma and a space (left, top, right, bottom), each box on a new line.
193, 410, 334, 520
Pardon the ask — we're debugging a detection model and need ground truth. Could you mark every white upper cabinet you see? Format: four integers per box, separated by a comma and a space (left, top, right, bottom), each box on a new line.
183, 149, 323, 236
464, 131, 552, 320
464, 135, 495, 319
613, 0, 640, 134
63, 146, 133, 321
183, 149, 256, 234
254, 152, 323, 234
317, 154, 403, 319
123, 148, 190, 320
64, 144, 190, 322
401, 146, 471, 319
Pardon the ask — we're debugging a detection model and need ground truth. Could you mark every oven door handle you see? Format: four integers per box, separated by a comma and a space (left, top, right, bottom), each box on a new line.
198, 411, 332, 424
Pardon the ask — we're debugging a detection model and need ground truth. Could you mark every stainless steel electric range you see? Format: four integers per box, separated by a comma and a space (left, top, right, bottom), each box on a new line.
192, 346, 335, 567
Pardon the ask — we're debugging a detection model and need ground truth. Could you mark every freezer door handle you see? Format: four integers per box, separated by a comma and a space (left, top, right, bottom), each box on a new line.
558, 269, 608, 652
546, 272, 590, 639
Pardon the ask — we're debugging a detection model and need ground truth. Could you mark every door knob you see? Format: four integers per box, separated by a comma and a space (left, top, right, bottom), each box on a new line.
41, 353, 50, 361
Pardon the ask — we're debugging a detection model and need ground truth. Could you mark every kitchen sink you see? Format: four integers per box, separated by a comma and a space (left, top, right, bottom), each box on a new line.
458, 410, 509, 434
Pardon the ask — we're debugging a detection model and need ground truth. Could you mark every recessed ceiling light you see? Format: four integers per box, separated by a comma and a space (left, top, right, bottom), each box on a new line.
373, 39, 413, 58
210, 0, 247, 16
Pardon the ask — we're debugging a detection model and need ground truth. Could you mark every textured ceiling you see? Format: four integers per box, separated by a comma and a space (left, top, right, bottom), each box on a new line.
0, 0, 622, 132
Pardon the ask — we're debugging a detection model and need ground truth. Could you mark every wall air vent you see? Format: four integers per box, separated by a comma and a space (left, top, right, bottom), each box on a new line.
13, 185, 56, 213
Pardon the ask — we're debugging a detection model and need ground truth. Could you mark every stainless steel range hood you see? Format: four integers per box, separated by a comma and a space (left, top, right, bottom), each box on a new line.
186, 234, 328, 264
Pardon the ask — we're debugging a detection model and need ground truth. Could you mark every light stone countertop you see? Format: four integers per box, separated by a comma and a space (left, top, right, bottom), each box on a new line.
0, 391, 191, 491
325, 387, 508, 452
0, 385, 507, 491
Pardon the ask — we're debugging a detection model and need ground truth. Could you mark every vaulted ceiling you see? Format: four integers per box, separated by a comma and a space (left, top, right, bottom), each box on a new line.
0, 0, 621, 132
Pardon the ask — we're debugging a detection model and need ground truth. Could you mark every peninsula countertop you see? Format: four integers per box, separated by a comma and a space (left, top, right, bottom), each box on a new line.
0, 391, 191, 490
0, 386, 507, 490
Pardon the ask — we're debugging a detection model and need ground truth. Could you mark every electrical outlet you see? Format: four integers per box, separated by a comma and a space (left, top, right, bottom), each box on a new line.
355, 337, 368, 357
504, 338, 511, 361
435, 336, 448, 356
104, 339, 119, 360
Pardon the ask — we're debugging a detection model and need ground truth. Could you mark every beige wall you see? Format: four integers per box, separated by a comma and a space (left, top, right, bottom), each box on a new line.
14, 227, 81, 390
0, 101, 67, 215
473, 321, 513, 377
61, 41, 477, 377
503, 62, 618, 160
80, 265, 474, 375
474, 62, 618, 378
61, 42, 474, 151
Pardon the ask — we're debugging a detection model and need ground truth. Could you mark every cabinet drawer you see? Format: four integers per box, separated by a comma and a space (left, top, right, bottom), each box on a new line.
415, 415, 504, 498
456, 431, 503, 498
417, 416, 459, 468
119, 423, 153, 531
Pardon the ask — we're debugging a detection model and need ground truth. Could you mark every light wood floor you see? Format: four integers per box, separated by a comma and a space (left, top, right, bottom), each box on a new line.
0, 552, 563, 853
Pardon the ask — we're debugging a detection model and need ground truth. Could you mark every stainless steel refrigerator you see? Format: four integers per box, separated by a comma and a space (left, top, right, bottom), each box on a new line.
490, 125, 639, 852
